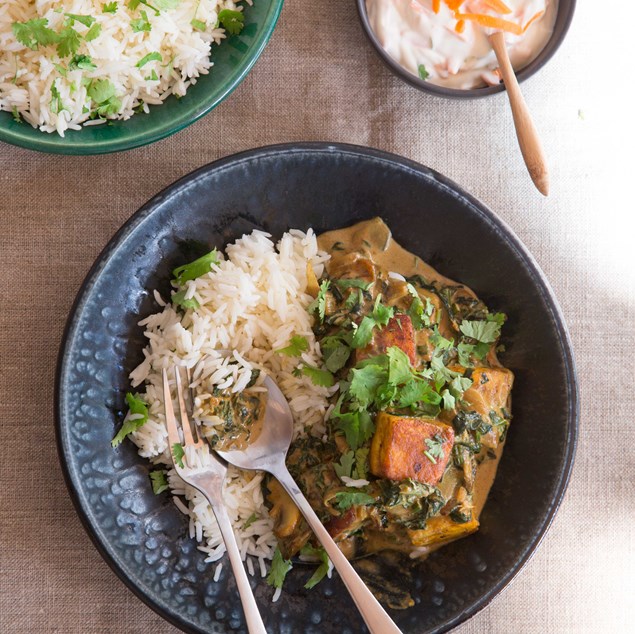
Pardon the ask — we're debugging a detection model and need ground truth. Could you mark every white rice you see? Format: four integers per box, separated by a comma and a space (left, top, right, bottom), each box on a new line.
0, 0, 251, 135
126, 229, 336, 581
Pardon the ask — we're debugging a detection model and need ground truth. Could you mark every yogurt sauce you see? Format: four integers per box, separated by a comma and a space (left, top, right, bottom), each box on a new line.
366, 0, 557, 89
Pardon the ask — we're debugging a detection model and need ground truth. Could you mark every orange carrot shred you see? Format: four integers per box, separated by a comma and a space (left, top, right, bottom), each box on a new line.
433, 0, 441, 13
482, 0, 513, 14
455, 19, 466, 33
522, 10, 545, 33
452, 13, 523, 35
445, 0, 465, 11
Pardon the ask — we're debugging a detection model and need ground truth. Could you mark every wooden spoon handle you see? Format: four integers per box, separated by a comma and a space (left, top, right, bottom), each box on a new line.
489, 31, 549, 196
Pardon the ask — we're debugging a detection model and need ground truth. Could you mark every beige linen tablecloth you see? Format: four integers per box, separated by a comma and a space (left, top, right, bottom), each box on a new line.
1, 1, 634, 632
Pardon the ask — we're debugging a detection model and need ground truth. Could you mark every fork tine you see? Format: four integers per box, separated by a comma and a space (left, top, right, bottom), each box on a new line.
162, 368, 182, 459
174, 367, 199, 446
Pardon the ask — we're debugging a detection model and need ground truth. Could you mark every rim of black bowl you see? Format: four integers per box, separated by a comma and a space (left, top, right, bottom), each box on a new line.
356, 0, 577, 99
55, 142, 579, 633
0, 1, 284, 155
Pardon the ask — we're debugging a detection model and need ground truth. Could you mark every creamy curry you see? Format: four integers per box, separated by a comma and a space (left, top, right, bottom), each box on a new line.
267, 218, 513, 563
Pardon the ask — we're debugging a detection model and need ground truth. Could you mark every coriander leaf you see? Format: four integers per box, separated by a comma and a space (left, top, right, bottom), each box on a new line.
85, 23, 102, 41
137, 51, 162, 67
218, 9, 245, 36
321, 335, 351, 373
387, 346, 412, 386
56, 26, 81, 57
395, 378, 441, 408
424, 434, 445, 464
301, 364, 335, 388
348, 363, 386, 408
351, 315, 375, 349
111, 392, 149, 447
266, 547, 292, 589
11, 106, 21, 123
353, 448, 369, 479
54, 63, 68, 77
50, 81, 65, 115
449, 376, 472, 396
441, 388, 456, 411
65, 14, 96, 28
172, 249, 219, 285
303, 547, 330, 589
172, 442, 185, 468
154, 0, 181, 9
372, 294, 394, 327
459, 319, 502, 344
131, 10, 152, 33
333, 451, 354, 479
242, 512, 258, 529
430, 327, 454, 351
334, 490, 374, 511
418, 64, 429, 80
276, 335, 308, 357
12, 18, 59, 50
331, 406, 374, 451
191, 18, 206, 31
307, 279, 330, 322
335, 278, 371, 291
69, 54, 97, 71
149, 469, 169, 494
145, 69, 158, 81
171, 289, 200, 310
87, 78, 121, 116
457, 342, 475, 366
103, 2, 119, 13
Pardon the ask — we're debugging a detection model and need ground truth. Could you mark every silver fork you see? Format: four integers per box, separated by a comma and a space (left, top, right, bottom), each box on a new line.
162, 367, 267, 634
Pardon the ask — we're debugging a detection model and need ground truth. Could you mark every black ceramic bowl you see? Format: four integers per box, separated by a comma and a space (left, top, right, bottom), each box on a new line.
56, 142, 578, 633
356, 0, 576, 98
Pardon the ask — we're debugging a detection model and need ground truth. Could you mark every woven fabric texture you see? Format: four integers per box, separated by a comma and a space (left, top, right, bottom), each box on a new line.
1, 1, 634, 632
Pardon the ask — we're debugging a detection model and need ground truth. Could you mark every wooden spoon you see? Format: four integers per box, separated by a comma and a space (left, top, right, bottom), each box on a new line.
489, 31, 549, 196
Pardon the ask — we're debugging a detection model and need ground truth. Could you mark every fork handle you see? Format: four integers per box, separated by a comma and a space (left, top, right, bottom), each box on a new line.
270, 465, 402, 634
211, 502, 268, 634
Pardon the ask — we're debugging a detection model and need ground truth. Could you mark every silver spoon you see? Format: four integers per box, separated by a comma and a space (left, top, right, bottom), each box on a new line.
216, 376, 402, 634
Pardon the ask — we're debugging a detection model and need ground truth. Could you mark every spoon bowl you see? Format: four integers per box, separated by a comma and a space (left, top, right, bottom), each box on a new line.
216, 374, 403, 634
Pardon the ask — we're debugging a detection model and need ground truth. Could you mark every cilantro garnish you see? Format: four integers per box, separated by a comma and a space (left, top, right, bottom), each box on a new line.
50, 81, 65, 115
103, 2, 119, 13
418, 64, 429, 80
56, 26, 82, 57
334, 490, 374, 511
335, 278, 371, 291
137, 51, 162, 67
406, 283, 433, 329
191, 18, 206, 31
149, 469, 169, 494
351, 295, 394, 348
331, 405, 374, 451
69, 54, 97, 71
172, 442, 185, 468
459, 313, 505, 344
130, 10, 152, 32
333, 451, 355, 479
218, 9, 245, 36
308, 279, 330, 323
171, 289, 200, 310
85, 23, 102, 41
172, 249, 219, 285
266, 547, 292, 589
301, 545, 330, 589
334, 449, 368, 481
65, 14, 96, 28
276, 335, 309, 357
424, 434, 445, 464
111, 392, 149, 447
242, 513, 258, 529
299, 364, 335, 388
11, 106, 21, 123
12, 18, 58, 50
87, 78, 121, 116
320, 333, 352, 373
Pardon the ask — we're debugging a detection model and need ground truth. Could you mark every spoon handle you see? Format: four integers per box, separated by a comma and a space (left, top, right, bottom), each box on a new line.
271, 465, 402, 634
212, 502, 268, 634
489, 31, 549, 196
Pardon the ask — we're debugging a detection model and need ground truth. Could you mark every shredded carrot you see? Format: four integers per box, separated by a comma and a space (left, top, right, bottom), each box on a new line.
482, 0, 513, 14
522, 10, 545, 33
453, 12, 523, 35
433, 0, 441, 13
445, 0, 465, 11
455, 19, 466, 33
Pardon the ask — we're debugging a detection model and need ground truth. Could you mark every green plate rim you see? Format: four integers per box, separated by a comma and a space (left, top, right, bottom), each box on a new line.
0, 1, 284, 155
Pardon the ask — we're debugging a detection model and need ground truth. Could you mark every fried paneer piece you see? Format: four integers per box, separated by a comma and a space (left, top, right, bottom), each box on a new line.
462, 367, 514, 417
407, 515, 479, 548
369, 413, 454, 485
356, 313, 417, 366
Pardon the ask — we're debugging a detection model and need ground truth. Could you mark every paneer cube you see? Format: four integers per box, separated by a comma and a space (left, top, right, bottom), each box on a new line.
462, 367, 514, 417
356, 313, 417, 366
369, 412, 454, 485
407, 515, 479, 548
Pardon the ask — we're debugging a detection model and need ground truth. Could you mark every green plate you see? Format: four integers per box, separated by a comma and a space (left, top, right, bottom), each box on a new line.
0, 1, 283, 155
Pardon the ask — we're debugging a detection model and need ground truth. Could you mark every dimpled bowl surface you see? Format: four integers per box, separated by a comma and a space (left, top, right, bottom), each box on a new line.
355, 0, 577, 99
0, 1, 283, 155
56, 142, 578, 633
